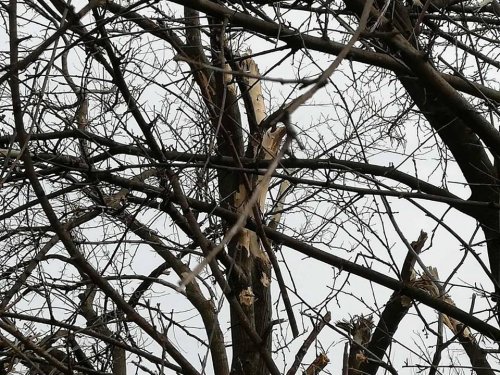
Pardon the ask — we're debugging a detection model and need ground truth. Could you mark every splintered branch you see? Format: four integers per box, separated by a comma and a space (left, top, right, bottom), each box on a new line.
414, 269, 495, 375
360, 231, 428, 375
304, 353, 330, 375
286, 312, 331, 375
337, 315, 374, 375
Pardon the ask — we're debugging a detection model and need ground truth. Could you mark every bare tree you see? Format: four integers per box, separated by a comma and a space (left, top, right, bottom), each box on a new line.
1, 0, 500, 374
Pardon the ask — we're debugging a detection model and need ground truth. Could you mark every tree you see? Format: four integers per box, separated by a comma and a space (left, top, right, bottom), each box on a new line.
1, 0, 500, 374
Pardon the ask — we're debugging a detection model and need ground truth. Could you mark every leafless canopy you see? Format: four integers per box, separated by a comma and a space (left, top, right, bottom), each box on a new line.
1, 0, 500, 374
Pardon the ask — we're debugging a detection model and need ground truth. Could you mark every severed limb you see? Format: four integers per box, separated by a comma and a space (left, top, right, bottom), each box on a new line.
286, 311, 331, 375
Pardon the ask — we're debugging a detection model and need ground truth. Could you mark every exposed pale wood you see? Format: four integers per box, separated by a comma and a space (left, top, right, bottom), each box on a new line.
338, 315, 374, 375
410, 268, 494, 375
241, 56, 266, 125
235, 56, 286, 262
286, 312, 331, 375
304, 353, 329, 375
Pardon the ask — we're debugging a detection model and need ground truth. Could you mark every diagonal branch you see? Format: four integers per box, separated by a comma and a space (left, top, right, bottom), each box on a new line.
286, 312, 332, 375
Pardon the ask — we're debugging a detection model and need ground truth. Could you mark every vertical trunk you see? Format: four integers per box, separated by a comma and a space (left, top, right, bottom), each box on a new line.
207, 18, 261, 375
252, 236, 272, 375
220, 52, 284, 374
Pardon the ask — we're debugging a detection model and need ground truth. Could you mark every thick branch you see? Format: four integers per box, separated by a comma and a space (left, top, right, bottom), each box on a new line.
161, 0, 500, 103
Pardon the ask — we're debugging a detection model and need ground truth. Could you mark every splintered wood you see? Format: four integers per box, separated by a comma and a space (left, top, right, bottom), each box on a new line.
234, 55, 286, 267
